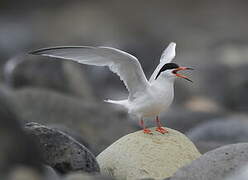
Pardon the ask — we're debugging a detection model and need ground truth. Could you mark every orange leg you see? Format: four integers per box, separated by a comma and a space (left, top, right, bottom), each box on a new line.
139, 119, 152, 134
155, 116, 168, 134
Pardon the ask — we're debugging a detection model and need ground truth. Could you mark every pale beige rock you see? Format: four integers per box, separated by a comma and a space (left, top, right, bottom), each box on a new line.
97, 128, 201, 180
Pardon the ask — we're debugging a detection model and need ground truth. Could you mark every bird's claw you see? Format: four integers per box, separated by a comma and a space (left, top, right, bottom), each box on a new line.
156, 127, 168, 134
143, 129, 152, 134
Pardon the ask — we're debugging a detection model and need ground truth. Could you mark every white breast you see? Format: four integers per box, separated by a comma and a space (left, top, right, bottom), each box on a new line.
128, 80, 174, 118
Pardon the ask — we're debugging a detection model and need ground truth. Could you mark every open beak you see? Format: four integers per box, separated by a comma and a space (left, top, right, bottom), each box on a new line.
172, 67, 194, 82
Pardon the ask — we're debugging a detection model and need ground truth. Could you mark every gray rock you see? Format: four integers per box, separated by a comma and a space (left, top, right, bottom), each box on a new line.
4, 55, 95, 100
225, 164, 248, 180
186, 115, 248, 153
97, 128, 201, 180
10, 88, 138, 154
0, 92, 42, 175
48, 124, 91, 150
170, 143, 248, 180
24, 122, 100, 174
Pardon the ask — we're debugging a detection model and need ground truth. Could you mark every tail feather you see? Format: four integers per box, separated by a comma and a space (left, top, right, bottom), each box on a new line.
104, 99, 128, 107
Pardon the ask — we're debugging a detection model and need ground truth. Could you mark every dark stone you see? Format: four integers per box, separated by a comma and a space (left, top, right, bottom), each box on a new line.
24, 122, 100, 174
170, 143, 248, 180
0, 91, 42, 176
48, 124, 91, 150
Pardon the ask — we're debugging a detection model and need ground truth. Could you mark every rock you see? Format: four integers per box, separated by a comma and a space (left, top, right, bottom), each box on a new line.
48, 124, 91, 150
63, 172, 114, 180
97, 128, 201, 180
186, 115, 248, 153
9, 88, 138, 154
170, 143, 248, 180
226, 165, 248, 180
24, 122, 100, 174
0, 92, 42, 176
4, 55, 95, 100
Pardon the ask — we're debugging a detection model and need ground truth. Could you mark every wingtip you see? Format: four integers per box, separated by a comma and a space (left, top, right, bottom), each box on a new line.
28, 48, 44, 55
28, 50, 39, 55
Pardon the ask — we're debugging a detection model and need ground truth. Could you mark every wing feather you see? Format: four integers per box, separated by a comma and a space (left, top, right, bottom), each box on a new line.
30, 46, 149, 100
149, 42, 176, 82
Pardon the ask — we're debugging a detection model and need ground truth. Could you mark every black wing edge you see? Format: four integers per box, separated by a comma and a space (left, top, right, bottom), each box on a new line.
28, 46, 95, 55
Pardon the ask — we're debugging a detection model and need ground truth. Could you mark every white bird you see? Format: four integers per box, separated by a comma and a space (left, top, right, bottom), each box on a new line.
29, 42, 193, 134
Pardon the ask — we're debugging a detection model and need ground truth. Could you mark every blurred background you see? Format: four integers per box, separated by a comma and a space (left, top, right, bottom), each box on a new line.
1, 0, 248, 178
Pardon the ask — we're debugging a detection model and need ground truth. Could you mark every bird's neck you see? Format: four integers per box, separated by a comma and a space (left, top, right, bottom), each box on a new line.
152, 76, 175, 89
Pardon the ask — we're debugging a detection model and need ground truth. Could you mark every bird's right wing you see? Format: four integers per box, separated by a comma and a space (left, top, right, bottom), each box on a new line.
29, 46, 149, 100
149, 42, 176, 82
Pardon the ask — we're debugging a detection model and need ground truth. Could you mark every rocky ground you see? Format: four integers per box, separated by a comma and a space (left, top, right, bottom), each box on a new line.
1, 0, 248, 179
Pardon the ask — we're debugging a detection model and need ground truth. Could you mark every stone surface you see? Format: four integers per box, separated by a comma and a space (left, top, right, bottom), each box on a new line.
170, 143, 248, 180
225, 165, 248, 180
24, 122, 100, 174
9, 88, 138, 154
97, 128, 201, 180
186, 115, 248, 153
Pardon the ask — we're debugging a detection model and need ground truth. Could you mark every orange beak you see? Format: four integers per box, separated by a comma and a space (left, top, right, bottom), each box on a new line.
172, 67, 194, 82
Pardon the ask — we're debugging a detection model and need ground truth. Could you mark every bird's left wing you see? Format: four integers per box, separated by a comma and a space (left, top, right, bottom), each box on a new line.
30, 46, 149, 100
149, 42, 176, 82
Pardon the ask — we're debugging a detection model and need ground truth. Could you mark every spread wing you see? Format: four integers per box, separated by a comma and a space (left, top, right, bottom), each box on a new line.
149, 42, 176, 82
29, 46, 149, 100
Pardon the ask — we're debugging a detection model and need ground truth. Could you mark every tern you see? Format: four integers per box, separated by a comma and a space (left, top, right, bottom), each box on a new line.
29, 42, 193, 134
